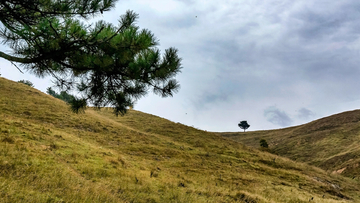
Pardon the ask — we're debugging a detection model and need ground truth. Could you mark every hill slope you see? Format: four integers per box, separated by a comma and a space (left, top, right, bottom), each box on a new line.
1, 77, 360, 202
220, 110, 360, 178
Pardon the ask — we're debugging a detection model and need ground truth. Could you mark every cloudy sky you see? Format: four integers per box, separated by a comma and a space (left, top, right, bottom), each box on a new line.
2, 0, 360, 132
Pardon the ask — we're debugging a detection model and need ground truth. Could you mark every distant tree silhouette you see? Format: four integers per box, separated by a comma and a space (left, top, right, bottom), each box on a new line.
18, 80, 34, 87
260, 139, 268, 148
238, 121, 250, 132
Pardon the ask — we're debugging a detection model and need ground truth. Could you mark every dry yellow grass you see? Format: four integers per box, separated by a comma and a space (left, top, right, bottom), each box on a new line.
220, 110, 360, 178
1, 77, 359, 202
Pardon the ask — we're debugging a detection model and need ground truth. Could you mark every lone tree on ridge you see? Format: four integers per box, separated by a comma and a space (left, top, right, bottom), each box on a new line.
238, 121, 250, 132
0, 0, 182, 115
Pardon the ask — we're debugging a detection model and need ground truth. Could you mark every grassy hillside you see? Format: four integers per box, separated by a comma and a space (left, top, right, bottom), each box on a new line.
220, 111, 360, 178
1, 77, 360, 202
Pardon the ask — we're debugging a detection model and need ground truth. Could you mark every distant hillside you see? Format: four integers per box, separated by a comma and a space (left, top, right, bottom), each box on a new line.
1, 77, 360, 202
220, 110, 360, 178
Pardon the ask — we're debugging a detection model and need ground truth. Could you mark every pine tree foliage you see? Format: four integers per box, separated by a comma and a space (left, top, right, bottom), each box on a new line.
0, 0, 182, 115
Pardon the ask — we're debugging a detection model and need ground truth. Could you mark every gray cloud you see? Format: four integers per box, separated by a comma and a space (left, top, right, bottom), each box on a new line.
297, 108, 315, 120
107, 0, 360, 131
264, 106, 293, 127
287, 1, 360, 42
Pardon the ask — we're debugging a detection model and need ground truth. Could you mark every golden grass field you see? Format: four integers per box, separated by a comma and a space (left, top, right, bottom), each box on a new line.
0, 77, 359, 202
220, 110, 360, 178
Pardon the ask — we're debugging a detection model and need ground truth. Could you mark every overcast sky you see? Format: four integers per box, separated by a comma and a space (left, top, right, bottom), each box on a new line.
2, 0, 360, 132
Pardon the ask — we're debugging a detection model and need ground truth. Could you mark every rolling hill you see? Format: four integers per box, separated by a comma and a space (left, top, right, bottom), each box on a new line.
1, 76, 360, 202
220, 110, 360, 179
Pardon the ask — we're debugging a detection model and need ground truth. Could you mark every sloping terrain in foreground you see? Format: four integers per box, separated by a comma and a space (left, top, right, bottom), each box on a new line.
0, 77, 359, 202
220, 110, 360, 178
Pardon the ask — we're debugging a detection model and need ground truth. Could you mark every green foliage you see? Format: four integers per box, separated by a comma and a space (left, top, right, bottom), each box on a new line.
46, 87, 74, 103
47, 87, 87, 113
259, 139, 268, 148
68, 98, 87, 113
17, 80, 34, 87
46, 87, 75, 103
0, 0, 182, 115
238, 121, 250, 132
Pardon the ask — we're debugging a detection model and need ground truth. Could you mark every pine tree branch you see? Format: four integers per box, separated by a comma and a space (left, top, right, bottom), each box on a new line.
0, 51, 33, 63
